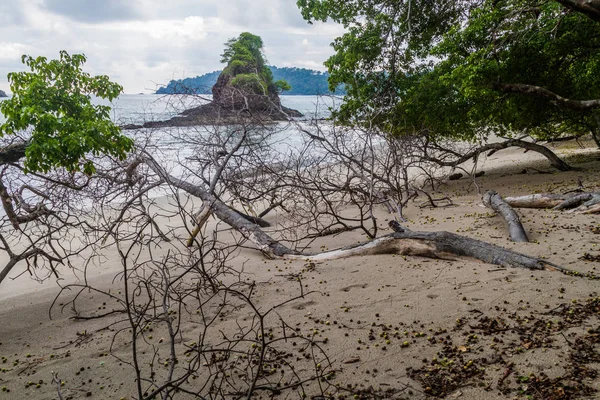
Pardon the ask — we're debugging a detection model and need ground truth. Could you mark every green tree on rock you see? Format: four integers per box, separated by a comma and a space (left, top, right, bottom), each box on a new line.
213, 33, 291, 110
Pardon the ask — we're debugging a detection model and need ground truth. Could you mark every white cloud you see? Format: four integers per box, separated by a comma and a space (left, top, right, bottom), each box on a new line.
98, 16, 208, 41
0, 43, 33, 61
0, 0, 344, 94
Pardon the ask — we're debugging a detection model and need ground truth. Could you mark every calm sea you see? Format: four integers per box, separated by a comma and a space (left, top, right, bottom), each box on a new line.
0, 94, 337, 126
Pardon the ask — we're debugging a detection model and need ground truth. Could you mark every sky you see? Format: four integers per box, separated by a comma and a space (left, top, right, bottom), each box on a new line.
0, 0, 343, 94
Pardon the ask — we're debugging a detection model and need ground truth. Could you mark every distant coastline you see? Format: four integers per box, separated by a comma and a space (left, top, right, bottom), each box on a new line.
156, 66, 346, 96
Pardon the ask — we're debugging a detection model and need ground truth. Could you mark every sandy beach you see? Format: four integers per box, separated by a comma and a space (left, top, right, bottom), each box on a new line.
1, 142, 599, 399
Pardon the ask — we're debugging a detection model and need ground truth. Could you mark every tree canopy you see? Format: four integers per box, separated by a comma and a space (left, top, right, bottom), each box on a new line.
220, 32, 290, 95
0, 51, 134, 174
297, 0, 600, 144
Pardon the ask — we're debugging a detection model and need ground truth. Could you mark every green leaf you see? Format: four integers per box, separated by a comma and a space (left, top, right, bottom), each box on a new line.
0, 51, 133, 174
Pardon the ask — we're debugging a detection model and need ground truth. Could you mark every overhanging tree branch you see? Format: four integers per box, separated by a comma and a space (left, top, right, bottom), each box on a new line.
423, 137, 573, 171
555, 0, 600, 22
495, 83, 600, 111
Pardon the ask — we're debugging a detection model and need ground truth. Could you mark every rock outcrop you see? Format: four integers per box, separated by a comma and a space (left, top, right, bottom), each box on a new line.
0, 90, 7, 98
125, 76, 302, 130
123, 90, 302, 130
125, 32, 302, 130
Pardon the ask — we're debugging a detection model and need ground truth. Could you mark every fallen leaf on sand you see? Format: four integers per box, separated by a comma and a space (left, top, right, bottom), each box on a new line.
343, 357, 361, 364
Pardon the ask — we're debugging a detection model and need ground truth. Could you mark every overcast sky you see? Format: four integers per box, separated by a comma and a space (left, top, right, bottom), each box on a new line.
0, 0, 343, 94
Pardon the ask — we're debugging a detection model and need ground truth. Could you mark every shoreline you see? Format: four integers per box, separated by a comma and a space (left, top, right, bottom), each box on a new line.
1, 142, 597, 303
0, 142, 599, 399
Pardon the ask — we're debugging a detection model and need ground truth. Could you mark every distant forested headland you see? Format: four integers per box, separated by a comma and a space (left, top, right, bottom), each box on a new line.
156, 66, 346, 95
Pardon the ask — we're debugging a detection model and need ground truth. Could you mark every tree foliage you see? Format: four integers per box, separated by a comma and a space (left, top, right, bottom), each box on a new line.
220, 32, 290, 96
297, 0, 600, 143
0, 51, 134, 174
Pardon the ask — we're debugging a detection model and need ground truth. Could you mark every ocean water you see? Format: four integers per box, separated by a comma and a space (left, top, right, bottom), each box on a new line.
108, 94, 339, 173
103, 94, 338, 125
0, 93, 339, 170
0, 94, 340, 201
0, 94, 338, 126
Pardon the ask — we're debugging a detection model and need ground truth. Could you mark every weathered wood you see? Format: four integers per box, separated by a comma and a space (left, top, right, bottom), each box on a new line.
553, 193, 594, 210
145, 157, 299, 258
505, 192, 600, 212
568, 194, 600, 214
577, 203, 600, 214
186, 205, 213, 247
285, 228, 566, 272
504, 193, 575, 209
231, 207, 271, 227
0, 141, 28, 165
483, 190, 529, 242
144, 158, 569, 272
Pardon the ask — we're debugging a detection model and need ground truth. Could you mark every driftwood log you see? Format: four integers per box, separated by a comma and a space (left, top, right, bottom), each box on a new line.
284, 221, 563, 271
504, 192, 600, 213
144, 157, 571, 273
482, 190, 529, 242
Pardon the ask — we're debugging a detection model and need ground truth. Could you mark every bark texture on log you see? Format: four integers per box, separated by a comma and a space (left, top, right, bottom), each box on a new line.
578, 203, 600, 214
505, 192, 600, 214
504, 193, 576, 209
145, 157, 300, 258
482, 190, 529, 242
285, 229, 565, 272
553, 193, 594, 210
567, 194, 600, 214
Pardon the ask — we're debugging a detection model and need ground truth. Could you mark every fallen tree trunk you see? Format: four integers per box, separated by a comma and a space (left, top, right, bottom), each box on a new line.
482, 190, 529, 242
285, 227, 566, 272
567, 193, 600, 214
504, 193, 579, 209
144, 156, 300, 257
231, 207, 271, 227
505, 192, 600, 213
143, 157, 569, 272
553, 193, 594, 210
576, 203, 600, 214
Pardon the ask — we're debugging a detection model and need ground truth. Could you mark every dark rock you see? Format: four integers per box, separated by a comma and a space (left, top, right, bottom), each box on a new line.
126, 70, 303, 130
121, 123, 144, 130
0, 90, 7, 98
